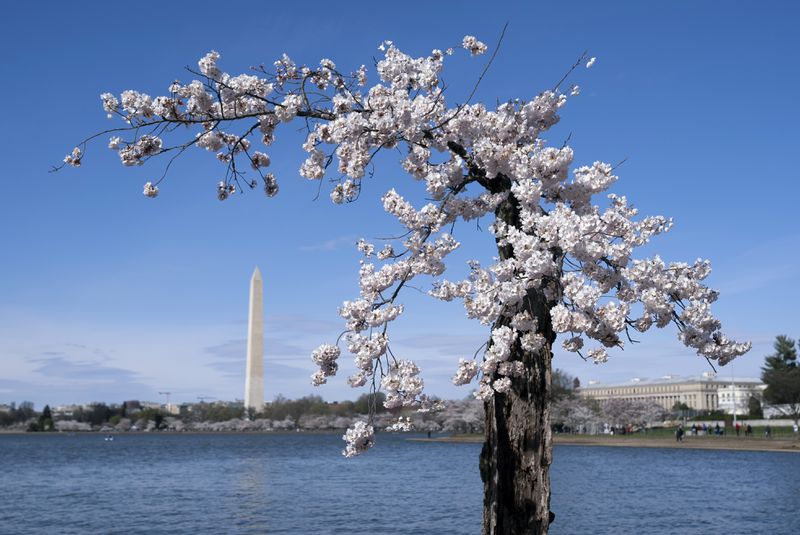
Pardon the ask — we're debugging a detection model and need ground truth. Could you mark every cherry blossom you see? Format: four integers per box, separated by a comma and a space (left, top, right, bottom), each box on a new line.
342, 421, 374, 457
310, 344, 340, 386
66, 34, 749, 460
142, 182, 159, 198
63, 147, 82, 167
385, 416, 414, 432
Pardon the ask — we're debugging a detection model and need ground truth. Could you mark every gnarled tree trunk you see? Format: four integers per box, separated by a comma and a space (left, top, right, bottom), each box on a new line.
480, 188, 556, 535
480, 295, 554, 535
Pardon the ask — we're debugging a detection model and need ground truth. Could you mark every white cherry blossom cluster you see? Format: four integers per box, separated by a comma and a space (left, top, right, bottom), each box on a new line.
330, 180, 358, 204
342, 421, 374, 458
462, 35, 488, 56
381, 360, 424, 409
74, 35, 749, 455
344, 332, 389, 385
263, 173, 278, 197
385, 416, 414, 432
250, 151, 270, 169
63, 147, 82, 167
472, 324, 527, 400
143, 182, 159, 198
217, 181, 235, 201
310, 343, 340, 386
100, 93, 119, 114
119, 135, 162, 166
452, 358, 479, 386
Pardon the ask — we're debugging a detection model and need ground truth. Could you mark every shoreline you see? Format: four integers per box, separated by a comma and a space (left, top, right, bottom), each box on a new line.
0, 429, 341, 436
2, 430, 798, 453
412, 434, 800, 453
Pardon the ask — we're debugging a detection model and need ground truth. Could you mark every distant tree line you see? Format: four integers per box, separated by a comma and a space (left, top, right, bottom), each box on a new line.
0, 392, 397, 432
4, 344, 796, 432
258, 393, 387, 421
0, 401, 161, 431
0, 402, 36, 428
0, 372, 601, 433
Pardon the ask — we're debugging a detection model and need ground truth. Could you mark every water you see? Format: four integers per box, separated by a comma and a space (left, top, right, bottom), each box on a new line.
551, 445, 800, 534
0, 433, 797, 534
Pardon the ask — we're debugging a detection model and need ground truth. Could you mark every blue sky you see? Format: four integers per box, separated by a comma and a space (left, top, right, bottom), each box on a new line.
1, 1, 798, 407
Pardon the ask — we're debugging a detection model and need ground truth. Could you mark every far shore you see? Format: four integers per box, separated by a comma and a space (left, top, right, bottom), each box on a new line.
412, 434, 800, 453
0, 429, 341, 436
3, 430, 798, 453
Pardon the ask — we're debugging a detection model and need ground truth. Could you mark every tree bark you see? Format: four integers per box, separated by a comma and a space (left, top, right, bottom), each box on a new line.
480, 296, 554, 535
480, 188, 556, 535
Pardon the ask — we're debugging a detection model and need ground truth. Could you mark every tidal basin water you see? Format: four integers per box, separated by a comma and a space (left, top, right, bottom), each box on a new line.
0, 433, 798, 534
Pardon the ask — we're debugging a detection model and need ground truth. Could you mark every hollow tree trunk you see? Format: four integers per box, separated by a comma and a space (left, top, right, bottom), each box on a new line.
480, 188, 557, 535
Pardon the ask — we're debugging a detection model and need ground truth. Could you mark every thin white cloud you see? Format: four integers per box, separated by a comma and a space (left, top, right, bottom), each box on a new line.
298, 235, 357, 252
266, 314, 341, 335
395, 332, 488, 350
716, 263, 799, 297
29, 354, 141, 381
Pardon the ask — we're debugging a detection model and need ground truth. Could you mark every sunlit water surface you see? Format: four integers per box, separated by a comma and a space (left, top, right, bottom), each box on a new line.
0, 433, 797, 534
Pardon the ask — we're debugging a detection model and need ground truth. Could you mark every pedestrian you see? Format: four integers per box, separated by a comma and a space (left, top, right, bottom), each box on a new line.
735, 422, 741, 436
676, 426, 684, 442
691, 423, 698, 436
745, 424, 752, 437
715, 423, 721, 436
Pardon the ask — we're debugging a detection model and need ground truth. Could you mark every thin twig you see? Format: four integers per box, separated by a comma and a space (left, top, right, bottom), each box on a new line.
553, 50, 589, 92
434, 22, 509, 130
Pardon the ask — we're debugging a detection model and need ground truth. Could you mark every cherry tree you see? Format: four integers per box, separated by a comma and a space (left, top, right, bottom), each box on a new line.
551, 397, 603, 434
61, 34, 750, 534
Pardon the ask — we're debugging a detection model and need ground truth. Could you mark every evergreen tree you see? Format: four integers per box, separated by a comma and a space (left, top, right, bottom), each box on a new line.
762, 335, 797, 374
747, 396, 763, 418
153, 413, 165, 430
38, 404, 53, 431
761, 335, 800, 424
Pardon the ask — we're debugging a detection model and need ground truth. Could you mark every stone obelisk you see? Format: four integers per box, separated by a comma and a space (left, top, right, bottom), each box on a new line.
244, 267, 264, 410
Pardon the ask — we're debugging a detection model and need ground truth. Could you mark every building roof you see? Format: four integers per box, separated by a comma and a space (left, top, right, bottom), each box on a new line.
580, 374, 763, 389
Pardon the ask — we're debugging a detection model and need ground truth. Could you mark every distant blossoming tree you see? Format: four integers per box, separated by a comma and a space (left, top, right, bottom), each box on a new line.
62, 33, 750, 534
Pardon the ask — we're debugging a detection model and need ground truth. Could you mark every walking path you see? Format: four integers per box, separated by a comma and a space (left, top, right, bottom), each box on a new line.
414, 434, 800, 453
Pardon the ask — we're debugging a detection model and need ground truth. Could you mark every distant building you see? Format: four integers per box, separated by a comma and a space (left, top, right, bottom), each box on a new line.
52, 404, 84, 417
717, 383, 767, 415
578, 373, 764, 413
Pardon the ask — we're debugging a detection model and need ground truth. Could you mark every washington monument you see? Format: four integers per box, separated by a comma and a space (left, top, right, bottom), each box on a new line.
244, 267, 264, 410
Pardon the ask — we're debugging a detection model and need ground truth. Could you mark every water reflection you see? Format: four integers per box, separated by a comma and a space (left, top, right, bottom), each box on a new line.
233, 457, 270, 533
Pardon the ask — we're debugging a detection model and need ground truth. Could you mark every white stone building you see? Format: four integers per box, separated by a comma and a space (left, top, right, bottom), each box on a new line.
716, 382, 767, 415
578, 373, 764, 413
